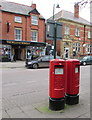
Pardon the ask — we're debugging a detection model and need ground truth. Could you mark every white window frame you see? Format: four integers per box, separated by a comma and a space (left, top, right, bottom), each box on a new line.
15, 16, 22, 23
14, 28, 22, 41
88, 31, 91, 39
74, 42, 80, 53
86, 44, 91, 53
31, 30, 38, 42
31, 15, 38, 25
64, 26, 69, 35
75, 28, 80, 37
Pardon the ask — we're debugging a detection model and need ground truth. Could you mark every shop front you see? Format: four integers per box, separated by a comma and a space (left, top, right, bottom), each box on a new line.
0, 39, 46, 61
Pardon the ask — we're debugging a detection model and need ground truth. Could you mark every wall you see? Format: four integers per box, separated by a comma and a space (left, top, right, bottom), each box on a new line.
2, 11, 45, 43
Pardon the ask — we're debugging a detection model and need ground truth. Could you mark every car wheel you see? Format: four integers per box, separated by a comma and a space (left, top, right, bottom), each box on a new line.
83, 62, 86, 66
32, 64, 38, 69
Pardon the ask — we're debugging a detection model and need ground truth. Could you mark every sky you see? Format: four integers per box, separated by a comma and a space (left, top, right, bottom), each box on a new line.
5, 0, 90, 22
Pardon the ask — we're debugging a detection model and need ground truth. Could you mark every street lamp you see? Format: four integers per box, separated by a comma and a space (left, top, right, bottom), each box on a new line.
53, 4, 60, 20
53, 4, 60, 59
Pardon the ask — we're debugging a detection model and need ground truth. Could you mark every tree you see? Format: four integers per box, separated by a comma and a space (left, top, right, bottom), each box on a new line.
76, 0, 92, 7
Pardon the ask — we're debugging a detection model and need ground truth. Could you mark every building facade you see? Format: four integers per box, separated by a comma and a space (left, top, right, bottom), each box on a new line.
46, 4, 92, 59
0, 0, 46, 61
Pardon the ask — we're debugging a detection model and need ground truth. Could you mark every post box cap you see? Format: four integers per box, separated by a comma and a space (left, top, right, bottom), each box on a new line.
50, 59, 65, 62
66, 59, 80, 62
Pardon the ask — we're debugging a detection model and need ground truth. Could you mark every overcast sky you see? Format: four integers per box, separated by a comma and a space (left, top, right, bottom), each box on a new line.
6, 0, 90, 22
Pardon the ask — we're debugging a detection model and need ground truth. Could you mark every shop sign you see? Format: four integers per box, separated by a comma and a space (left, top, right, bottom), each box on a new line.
6, 41, 30, 45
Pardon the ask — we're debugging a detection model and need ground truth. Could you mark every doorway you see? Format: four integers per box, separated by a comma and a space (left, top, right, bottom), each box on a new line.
14, 47, 22, 60
64, 48, 69, 59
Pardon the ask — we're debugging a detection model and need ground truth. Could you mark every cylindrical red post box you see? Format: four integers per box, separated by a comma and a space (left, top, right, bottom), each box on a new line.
66, 59, 80, 105
49, 59, 66, 110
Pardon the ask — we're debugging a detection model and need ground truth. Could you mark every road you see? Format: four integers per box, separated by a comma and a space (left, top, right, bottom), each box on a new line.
1, 65, 91, 118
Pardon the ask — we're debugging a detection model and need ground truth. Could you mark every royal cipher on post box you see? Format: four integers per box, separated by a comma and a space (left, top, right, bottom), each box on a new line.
66, 59, 80, 105
49, 59, 66, 111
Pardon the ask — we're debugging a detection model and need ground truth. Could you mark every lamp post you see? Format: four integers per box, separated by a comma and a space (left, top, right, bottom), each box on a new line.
53, 4, 60, 20
53, 4, 60, 59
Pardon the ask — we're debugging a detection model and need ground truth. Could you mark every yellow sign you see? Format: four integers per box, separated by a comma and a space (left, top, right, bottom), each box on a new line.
7, 41, 30, 45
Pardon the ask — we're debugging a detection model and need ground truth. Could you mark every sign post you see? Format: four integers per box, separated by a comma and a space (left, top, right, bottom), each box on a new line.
46, 20, 62, 59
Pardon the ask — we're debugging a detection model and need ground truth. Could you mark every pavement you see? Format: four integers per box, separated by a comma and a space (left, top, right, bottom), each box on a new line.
0, 61, 91, 119
0, 61, 25, 69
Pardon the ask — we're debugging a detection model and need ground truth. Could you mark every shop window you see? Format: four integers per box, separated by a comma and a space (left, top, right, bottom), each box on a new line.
31, 15, 38, 25
31, 30, 38, 42
15, 16, 22, 23
0, 45, 12, 59
64, 26, 69, 35
15, 28, 22, 41
75, 28, 80, 37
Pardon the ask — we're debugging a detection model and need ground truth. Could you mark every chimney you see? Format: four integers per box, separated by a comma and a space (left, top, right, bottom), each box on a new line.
74, 3, 79, 18
31, 3, 36, 9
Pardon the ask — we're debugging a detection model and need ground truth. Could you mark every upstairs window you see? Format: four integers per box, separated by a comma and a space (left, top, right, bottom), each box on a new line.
14, 28, 22, 41
75, 28, 80, 37
31, 30, 38, 42
88, 31, 91, 39
31, 15, 38, 25
15, 16, 22, 23
64, 26, 69, 35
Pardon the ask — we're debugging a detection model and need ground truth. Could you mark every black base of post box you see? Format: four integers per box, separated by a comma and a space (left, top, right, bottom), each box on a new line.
49, 97, 65, 111
65, 94, 79, 105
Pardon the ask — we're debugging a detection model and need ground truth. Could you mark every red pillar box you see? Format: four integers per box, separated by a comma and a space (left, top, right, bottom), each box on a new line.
66, 59, 80, 105
49, 59, 66, 110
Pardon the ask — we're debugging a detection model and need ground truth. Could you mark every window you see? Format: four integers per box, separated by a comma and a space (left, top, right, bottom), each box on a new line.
15, 28, 22, 41
86, 44, 91, 53
88, 31, 91, 39
73, 42, 80, 53
75, 28, 80, 37
31, 30, 38, 42
64, 26, 69, 35
15, 16, 22, 23
42, 56, 49, 61
31, 15, 38, 25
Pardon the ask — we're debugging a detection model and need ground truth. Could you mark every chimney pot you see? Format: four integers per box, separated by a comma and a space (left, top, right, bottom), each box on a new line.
31, 4, 36, 9
74, 3, 79, 18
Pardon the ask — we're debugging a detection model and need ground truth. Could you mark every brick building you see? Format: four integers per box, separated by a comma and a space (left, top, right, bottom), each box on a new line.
46, 4, 92, 59
0, 0, 46, 61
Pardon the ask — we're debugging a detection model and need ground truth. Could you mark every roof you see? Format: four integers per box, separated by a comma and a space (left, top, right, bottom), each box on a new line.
0, 0, 45, 19
49, 10, 91, 26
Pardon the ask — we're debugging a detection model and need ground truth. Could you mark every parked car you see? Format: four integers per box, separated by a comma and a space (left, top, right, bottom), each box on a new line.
25, 55, 60, 69
80, 56, 92, 65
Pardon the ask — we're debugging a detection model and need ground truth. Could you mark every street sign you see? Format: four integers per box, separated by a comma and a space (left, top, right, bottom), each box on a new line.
46, 19, 63, 40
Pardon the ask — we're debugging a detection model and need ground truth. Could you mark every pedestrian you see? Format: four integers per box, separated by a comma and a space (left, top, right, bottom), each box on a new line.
13, 54, 16, 62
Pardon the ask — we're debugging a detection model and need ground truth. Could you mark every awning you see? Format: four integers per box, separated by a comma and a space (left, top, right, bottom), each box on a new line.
0, 39, 46, 47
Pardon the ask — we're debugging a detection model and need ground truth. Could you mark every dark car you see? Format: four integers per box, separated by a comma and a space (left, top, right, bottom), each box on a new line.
25, 55, 60, 69
80, 56, 92, 65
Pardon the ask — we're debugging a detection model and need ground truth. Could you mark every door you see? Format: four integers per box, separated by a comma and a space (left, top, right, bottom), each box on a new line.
39, 56, 50, 67
64, 48, 69, 59
14, 48, 22, 60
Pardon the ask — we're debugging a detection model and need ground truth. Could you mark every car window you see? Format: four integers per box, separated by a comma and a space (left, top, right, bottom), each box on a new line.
91, 56, 92, 60
42, 56, 50, 61
50, 56, 54, 60
86, 56, 92, 60
56, 56, 60, 59
83, 57, 87, 60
